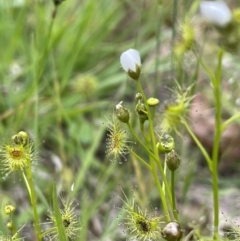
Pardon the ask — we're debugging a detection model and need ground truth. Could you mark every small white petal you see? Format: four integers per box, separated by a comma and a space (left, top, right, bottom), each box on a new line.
200, 1, 232, 27
128, 49, 141, 66
116, 101, 123, 110
120, 52, 134, 72
120, 49, 141, 72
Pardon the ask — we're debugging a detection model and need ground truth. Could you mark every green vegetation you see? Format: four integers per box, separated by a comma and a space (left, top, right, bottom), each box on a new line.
1, 0, 240, 240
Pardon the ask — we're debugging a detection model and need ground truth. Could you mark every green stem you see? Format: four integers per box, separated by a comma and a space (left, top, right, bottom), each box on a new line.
127, 147, 152, 171
162, 154, 167, 195
136, 81, 174, 217
127, 122, 155, 160
150, 157, 171, 221
211, 50, 224, 240
41, 227, 56, 237
171, 171, 178, 221
22, 170, 42, 240
8, 219, 18, 238
182, 119, 212, 172
127, 122, 173, 209
140, 121, 150, 143
155, 158, 173, 207
221, 111, 240, 131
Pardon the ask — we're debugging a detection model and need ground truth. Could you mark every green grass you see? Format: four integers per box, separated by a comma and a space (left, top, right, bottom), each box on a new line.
1, 0, 240, 240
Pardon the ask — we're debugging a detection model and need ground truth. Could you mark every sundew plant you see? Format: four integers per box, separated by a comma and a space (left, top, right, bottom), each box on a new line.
1, 0, 240, 241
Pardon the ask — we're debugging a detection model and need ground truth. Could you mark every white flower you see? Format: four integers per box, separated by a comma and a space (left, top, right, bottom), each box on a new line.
200, 1, 232, 27
120, 49, 141, 80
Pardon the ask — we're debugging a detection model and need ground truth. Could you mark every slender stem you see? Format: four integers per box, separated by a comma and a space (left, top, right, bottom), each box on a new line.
41, 227, 56, 237
127, 122, 173, 212
22, 172, 31, 198
211, 50, 224, 240
150, 157, 171, 221
127, 123, 170, 220
127, 122, 155, 160
171, 171, 178, 221
162, 154, 167, 195
136, 81, 174, 217
221, 111, 240, 131
182, 119, 212, 172
133, 84, 172, 203
140, 121, 150, 143
23, 169, 42, 240
127, 147, 152, 171
155, 158, 173, 207
8, 218, 18, 238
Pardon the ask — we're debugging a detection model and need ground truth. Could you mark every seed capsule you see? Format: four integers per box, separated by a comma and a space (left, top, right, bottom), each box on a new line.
161, 221, 183, 241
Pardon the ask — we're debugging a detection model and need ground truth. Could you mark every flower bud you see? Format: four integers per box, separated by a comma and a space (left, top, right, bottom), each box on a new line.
200, 1, 232, 27
4, 204, 15, 215
115, 101, 130, 123
166, 150, 181, 171
161, 221, 183, 241
147, 97, 160, 107
135, 102, 148, 123
120, 49, 141, 80
157, 134, 175, 154
7, 221, 13, 230
12, 131, 29, 146
135, 93, 142, 100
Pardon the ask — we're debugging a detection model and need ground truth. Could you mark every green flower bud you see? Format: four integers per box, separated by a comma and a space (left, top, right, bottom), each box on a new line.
4, 204, 15, 215
135, 102, 148, 123
7, 221, 13, 230
115, 101, 130, 123
166, 150, 181, 171
157, 134, 175, 154
147, 97, 160, 107
135, 93, 142, 100
161, 221, 183, 241
12, 131, 29, 146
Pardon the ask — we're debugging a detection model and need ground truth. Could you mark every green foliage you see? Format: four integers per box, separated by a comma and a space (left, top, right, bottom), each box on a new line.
1, 0, 240, 240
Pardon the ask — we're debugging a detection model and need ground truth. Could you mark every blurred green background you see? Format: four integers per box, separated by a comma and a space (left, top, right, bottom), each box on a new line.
1, 0, 240, 240
0, 0, 171, 240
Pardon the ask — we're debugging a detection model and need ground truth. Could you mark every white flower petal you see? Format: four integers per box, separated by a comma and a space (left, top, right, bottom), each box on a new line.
200, 1, 232, 27
120, 49, 141, 72
120, 52, 131, 72
128, 49, 141, 66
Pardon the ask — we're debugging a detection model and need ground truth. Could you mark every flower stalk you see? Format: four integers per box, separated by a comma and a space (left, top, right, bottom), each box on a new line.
22, 145, 42, 240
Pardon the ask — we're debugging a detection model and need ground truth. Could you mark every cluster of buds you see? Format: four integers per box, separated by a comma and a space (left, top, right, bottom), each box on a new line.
157, 134, 181, 172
